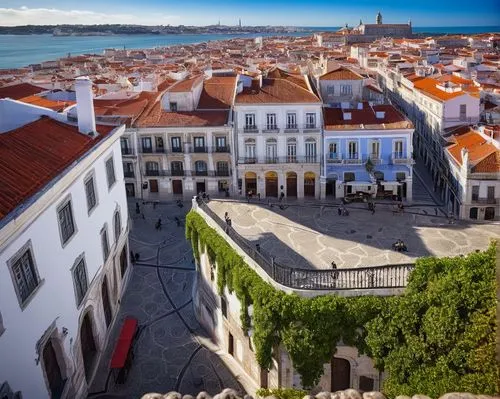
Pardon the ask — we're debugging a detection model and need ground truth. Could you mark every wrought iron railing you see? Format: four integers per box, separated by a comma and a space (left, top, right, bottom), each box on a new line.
197, 201, 414, 290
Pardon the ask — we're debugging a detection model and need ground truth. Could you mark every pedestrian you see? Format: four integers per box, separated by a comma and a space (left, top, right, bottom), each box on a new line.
371, 202, 376, 215
155, 218, 162, 230
279, 191, 285, 202
257, 192, 261, 201
434, 207, 438, 216
256, 243, 261, 253
331, 261, 337, 269
135, 202, 140, 215
338, 207, 342, 216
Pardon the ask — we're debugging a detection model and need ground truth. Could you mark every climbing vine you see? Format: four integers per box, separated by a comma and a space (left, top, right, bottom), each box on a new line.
185, 210, 498, 395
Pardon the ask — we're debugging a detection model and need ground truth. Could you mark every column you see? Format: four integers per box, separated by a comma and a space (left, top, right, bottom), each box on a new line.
297, 173, 304, 199
320, 176, 326, 200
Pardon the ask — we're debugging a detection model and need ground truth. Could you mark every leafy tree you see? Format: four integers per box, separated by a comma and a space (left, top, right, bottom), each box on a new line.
366, 246, 499, 397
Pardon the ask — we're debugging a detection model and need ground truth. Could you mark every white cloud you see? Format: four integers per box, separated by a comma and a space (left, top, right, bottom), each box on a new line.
0, 6, 180, 26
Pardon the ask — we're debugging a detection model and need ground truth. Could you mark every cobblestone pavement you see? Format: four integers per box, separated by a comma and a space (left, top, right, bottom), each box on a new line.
208, 198, 500, 270
88, 200, 244, 399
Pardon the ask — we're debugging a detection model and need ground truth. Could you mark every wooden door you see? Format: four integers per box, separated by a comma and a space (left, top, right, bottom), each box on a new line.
197, 181, 206, 193
266, 177, 278, 198
286, 176, 297, 197
304, 177, 315, 197
245, 179, 257, 194
149, 179, 158, 193
101, 278, 112, 328
485, 207, 495, 220
331, 357, 350, 391
43, 340, 65, 399
172, 180, 183, 195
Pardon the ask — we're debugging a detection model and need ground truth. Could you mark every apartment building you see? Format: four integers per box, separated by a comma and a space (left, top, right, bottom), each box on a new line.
122, 75, 237, 200
234, 68, 323, 199
0, 77, 130, 399
322, 103, 414, 201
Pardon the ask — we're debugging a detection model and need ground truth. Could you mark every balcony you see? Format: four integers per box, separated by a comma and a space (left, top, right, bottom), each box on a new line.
214, 145, 231, 153
243, 125, 258, 133
304, 124, 320, 132
192, 146, 208, 153
194, 170, 208, 176
121, 148, 135, 156
391, 153, 412, 165
239, 124, 321, 134
167, 147, 184, 154
344, 154, 362, 164
124, 171, 135, 178
215, 169, 231, 177
145, 169, 163, 176
326, 154, 342, 164
238, 156, 320, 164
262, 125, 279, 133
154, 148, 166, 154
284, 124, 299, 133
363, 154, 382, 165
170, 170, 185, 177
141, 147, 153, 154
471, 197, 499, 205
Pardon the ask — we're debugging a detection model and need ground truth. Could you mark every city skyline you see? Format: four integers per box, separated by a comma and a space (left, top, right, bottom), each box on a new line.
0, 0, 499, 27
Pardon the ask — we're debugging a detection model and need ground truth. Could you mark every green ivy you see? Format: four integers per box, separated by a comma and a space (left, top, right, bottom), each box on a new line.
256, 388, 308, 399
185, 210, 498, 395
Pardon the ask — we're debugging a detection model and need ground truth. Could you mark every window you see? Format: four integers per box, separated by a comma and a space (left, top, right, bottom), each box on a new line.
394, 141, 403, 158
114, 210, 121, 243
326, 85, 335, 95
169, 102, 177, 111
287, 113, 297, 128
171, 136, 182, 152
370, 141, 380, 159
344, 172, 355, 182
305, 139, 317, 161
305, 113, 316, 128
145, 161, 159, 176
8, 242, 41, 308
105, 157, 116, 188
216, 161, 229, 176
472, 185, 479, 201
245, 113, 256, 129
340, 85, 352, 95
487, 186, 495, 200
171, 161, 184, 176
287, 138, 297, 162
221, 296, 227, 318
58, 198, 76, 245
101, 226, 110, 263
120, 138, 130, 155
266, 113, 277, 130
84, 175, 97, 213
141, 137, 152, 153
194, 137, 205, 152
396, 172, 406, 181
123, 162, 134, 178
216, 136, 227, 151
329, 142, 338, 159
245, 139, 256, 161
0, 311, 4, 336
266, 139, 277, 162
348, 141, 357, 159
72, 255, 88, 308
155, 137, 164, 151
459, 104, 467, 121
195, 161, 207, 175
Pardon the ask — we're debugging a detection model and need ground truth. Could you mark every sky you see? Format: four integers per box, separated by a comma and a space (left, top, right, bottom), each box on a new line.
0, 0, 499, 27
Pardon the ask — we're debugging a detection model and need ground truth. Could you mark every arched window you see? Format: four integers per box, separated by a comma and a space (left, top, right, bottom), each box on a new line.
305, 138, 317, 161
113, 210, 121, 244
266, 139, 277, 162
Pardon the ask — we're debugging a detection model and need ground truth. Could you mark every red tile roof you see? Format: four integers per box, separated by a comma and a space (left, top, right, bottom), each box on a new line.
320, 67, 364, 81
198, 76, 237, 109
0, 117, 115, 220
0, 83, 46, 100
413, 77, 467, 102
18, 95, 75, 112
324, 104, 413, 130
167, 75, 203, 92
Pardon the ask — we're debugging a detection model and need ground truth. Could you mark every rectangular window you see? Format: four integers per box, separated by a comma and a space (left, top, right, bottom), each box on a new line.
306, 113, 316, 128
287, 113, 297, 129
266, 142, 277, 162
171, 137, 182, 152
123, 162, 134, 178
394, 141, 403, 158
371, 141, 380, 159
120, 138, 130, 155
10, 246, 40, 306
459, 104, 467, 121
141, 137, 152, 153
101, 226, 110, 262
287, 141, 297, 162
72, 256, 88, 307
329, 142, 338, 159
106, 157, 116, 188
216, 136, 227, 151
155, 137, 164, 151
305, 141, 317, 161
487, 186, 495, 200
170, 102, 177, 111
266, 113, 277, 130
58, 200, 76, 245
194, 136, 205, 152
245, 113, 256, 129
84, 176, 97, 213
326, 85, 335, 94
348, 141, 358, 159
340, 85, 352, 95
245, 143, 256, 161
472, 185, 480, 201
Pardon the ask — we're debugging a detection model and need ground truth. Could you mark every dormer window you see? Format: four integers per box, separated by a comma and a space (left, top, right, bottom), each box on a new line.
169, 102, 177, 111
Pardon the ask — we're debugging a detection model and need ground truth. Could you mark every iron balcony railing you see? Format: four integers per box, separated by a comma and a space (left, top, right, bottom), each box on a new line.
238, 156, 320, 164
239, 124, 320, 133
471, 197, 499, 205
167, 147, 184, 154
197, 201, 414, 291
144, 170, 230, 178
121, 148, 135, 156
123, 171, 135, 178
141, 147, 153, 154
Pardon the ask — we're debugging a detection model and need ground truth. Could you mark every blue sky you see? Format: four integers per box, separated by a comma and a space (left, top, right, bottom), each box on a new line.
0, 0, 499, 26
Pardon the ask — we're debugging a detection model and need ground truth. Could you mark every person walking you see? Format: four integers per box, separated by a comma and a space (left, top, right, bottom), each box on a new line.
155, 218, 162, 231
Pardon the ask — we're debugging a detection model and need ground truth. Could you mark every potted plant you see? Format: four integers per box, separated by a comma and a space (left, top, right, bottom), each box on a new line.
365, 158, 374, 173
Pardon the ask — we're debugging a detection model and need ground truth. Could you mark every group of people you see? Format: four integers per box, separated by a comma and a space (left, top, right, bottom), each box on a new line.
224, 212, 232, 232
196, 192, 210, 202
392, 239, 408, 252
246, 190, 261, 202
337, 206, 349, 216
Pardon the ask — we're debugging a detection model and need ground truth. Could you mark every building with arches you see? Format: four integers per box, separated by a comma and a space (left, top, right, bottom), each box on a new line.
0, 77, 130, 398
235, 68, 323, 199
345, 12, 412, 44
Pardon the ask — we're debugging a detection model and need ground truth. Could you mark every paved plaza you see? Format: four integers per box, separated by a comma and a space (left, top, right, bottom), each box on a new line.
88, 201, 245, 399
208, 199, 500, 270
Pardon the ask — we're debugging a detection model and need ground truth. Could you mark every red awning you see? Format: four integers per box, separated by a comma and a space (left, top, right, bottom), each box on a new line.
110, 317, 138, 369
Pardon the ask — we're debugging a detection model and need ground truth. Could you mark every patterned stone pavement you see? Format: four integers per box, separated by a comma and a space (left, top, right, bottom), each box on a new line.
88, 201, 244, 399
208, 198, 500, 270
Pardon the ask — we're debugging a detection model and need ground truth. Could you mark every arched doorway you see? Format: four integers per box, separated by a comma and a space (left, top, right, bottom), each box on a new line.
286, 172, 297, 197
101, 277, 112, 328
485, 207, 495, 220
304, 172, 315, 197
331, 357, 350, 390
43, 340, 65, 398
80, 312, 97, 382
265, 171, 278, 198
245, 172, 257, 195
469, 207, 478, 219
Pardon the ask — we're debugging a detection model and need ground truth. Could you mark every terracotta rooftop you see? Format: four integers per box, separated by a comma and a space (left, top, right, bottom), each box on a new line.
319, 66, 364, 81
167, 75, 203, 92
93, 91, 159, 124
198, 76, 237, 109
0, 117, 115, 221
235, 76, 320, 104
413, 77, 468, 102
445, 128, 500, 173
324, 104, 413, 130
18, 95, 75, 112
0, 83, 46, 100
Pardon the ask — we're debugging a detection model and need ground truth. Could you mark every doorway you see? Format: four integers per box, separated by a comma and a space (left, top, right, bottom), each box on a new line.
326, 178, 336, 198
260, 367, 269, 388
172, 180, 183, 195
485, 207, 495, 220
469, 207, 478, 220
120, 246, 128, 278
331, 357, 350, 391
149, 179, 158, 193
43, 340, 65, 399
265, 171, 278, 198
286, 172, 297, 197
80, 312, 97, 382
101, 277, 112, 328
245, 172, 257, 195
304, 172, 315, 197
125, 183, 135, 197
196, 181, 206, 193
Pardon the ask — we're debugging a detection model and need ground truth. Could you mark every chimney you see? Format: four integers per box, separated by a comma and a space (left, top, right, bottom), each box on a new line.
75, 76, 96, 134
